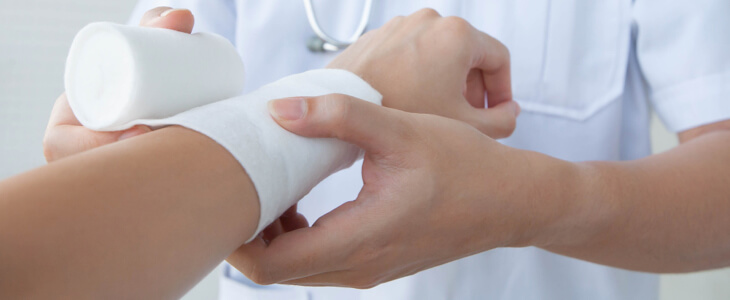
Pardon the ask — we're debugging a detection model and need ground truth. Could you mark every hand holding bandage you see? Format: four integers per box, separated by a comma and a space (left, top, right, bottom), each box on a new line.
44, 7, 194, 162
227, 9, 525, 288
53, 7, 519, 246
64, 21, 382, 240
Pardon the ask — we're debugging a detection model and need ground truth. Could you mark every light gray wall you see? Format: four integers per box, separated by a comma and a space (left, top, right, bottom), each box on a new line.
0, 1, 727, 299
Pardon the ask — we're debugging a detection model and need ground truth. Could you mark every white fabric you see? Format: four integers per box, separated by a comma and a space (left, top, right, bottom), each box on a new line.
144, 69, 381, 239
634, 0, 730, 132
65, 22, 245, 131
64, 22, 382, 237
125, 0, 730, 299
65, 23, 384, 238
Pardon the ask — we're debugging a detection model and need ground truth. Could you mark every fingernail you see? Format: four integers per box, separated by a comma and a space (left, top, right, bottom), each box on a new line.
118, 126, 150, 141
118, 131, 139, 141
513, 102, 521, 117
269, 98, 306, 120
161, 8, 188, 17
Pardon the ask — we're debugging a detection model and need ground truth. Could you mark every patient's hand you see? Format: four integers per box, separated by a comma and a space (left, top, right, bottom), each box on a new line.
43, 7, 194, 162
328, 9, 519, 139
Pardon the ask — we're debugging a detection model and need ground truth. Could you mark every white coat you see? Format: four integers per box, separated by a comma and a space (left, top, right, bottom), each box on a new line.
129, 1, 730, 299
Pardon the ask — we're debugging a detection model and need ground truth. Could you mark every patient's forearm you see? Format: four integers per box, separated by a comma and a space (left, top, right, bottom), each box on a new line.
0, 126, 259, 299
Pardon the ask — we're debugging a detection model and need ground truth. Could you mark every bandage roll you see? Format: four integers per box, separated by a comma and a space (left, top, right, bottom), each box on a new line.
65, 22, 245, 131
141, 69, 382, 241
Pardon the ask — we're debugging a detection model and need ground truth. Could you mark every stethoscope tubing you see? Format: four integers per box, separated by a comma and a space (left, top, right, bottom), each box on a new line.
304, 0, 373, 52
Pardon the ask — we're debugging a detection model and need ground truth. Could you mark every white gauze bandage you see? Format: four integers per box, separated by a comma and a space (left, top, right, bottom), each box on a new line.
65, 22, 246, 131
64, 23, 382, 241
147, 71, 381, 240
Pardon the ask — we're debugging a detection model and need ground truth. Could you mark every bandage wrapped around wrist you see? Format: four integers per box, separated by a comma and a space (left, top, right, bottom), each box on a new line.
65, 23, 382, 241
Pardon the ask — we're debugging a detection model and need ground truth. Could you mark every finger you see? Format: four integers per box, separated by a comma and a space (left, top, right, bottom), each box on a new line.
262, 220, 284, 244
48, 7, 194, 128
44, 125, 151, 162
280, 212, 309, 233
464, 100, 520, 139
464, 68, 486, 109
471, 31, 513, 107
226, 201, 362, 284
140, 6, 195, 33
268, 94, 411, 155
46, 94, 80, 127
226, 227, 344, 284
281, 204, 298, 219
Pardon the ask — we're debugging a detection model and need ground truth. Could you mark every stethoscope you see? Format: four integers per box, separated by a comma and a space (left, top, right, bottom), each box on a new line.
304, 0, 374, 52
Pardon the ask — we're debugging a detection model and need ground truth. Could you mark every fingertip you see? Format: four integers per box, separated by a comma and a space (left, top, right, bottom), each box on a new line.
269, 97, 307, 121
159, 8, 195, 33
140, 7, 195, 33
498, 100, 520, 118
471, 100, 519, 138
139, 6, 171, 26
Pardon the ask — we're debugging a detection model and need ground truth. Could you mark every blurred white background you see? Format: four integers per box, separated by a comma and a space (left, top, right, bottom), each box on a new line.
0, 1, 728, 299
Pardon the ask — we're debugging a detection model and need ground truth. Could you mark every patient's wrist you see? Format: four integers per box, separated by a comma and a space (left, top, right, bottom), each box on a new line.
144, 70, 382, 242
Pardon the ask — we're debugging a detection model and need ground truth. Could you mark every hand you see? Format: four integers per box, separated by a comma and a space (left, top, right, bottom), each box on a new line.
328, 8, 519, 138
226, 95, 580, 288
42, 6, 304, 242
43, 7, 195, 162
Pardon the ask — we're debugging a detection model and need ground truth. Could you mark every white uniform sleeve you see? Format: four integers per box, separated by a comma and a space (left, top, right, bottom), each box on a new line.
635, 0, 730, 132
128, 0, 237, 43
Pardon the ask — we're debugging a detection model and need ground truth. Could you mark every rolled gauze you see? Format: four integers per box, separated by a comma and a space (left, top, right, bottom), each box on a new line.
65, 22, 245, 131
64, 22, 381, 241
140, 69, 382, 241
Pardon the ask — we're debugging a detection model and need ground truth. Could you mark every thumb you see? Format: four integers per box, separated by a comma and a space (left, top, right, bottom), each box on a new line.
140, 7, 195, 33
464, 100, 520, 139
268, 94, 410, 154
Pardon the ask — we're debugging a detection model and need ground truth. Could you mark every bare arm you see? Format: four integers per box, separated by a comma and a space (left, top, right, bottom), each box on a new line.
224, 95, 730, 287
542, 120, 730, 272
0, 126, 259, 299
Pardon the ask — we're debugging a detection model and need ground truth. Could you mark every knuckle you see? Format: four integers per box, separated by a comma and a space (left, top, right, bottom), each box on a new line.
421, 17, 473, 59
496, 39, 510, 59
412, 8, 441, 20
491, 38, 511, 66
439, 16, 473, 37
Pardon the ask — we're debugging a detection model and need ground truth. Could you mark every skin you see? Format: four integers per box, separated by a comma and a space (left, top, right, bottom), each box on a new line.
41, 8, 521, 257
31, 4, 730, 295
0, 8, 270, 300
225, 95, 730, 289
0, 126, 261, 299
326, 9, 519, 137
6, 6, 519, 299
42, 6, 192, 162
225, 13, 730, 289
44, 8, 519, 163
